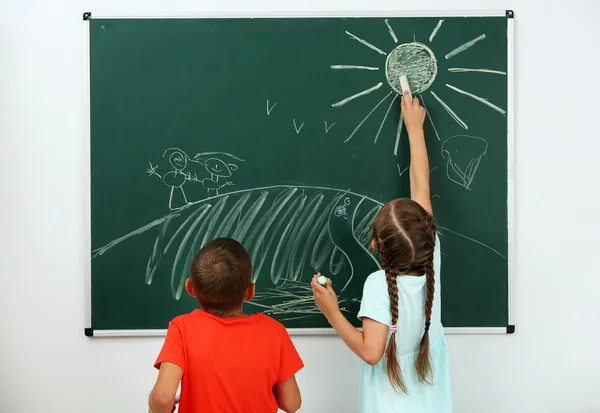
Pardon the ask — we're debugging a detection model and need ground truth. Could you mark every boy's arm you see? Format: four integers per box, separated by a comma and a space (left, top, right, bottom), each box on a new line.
273, 375, 302, 413
148, 362, 182, 413
401, 92, 432, 214
149, 321, 185, 413
274, 324, 304, 413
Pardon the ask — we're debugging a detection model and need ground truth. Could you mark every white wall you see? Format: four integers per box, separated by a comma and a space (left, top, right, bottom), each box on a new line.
1, 0, 599, 412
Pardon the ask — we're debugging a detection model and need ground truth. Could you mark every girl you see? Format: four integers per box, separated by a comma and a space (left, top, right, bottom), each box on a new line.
311, 91, 451, 412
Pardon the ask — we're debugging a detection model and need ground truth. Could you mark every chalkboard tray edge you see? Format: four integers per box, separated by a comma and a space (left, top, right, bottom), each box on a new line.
84, 326, 514, 337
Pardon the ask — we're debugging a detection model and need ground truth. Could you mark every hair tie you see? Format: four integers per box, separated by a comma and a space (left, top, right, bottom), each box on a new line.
389, 325, 398, 333
425, 321, 431, 331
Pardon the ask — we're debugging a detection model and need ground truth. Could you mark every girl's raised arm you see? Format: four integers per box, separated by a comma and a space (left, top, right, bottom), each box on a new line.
401, 92, 432, 214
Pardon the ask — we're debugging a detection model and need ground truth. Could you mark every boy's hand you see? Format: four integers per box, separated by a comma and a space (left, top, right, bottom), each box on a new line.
311, 272, 339, 318
401, 91, 426, 136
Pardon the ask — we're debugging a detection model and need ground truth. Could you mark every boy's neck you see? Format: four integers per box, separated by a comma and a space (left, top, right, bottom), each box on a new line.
225, 309, 248, 318
226, 304, 247, 318
200, 306, 248, 318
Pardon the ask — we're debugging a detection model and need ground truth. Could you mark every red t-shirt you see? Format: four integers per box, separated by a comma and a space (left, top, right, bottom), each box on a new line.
154, 309, 304, 413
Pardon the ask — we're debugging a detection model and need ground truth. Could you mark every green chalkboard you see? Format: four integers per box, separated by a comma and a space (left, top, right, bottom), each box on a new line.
87, 14, 512, 333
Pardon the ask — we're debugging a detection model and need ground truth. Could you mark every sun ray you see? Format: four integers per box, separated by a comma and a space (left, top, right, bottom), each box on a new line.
332, 82, 383, 108
345, 31, 387, 55
448, 67, 506, 75
430, 91, 468, 129
429, 19, 444, 42
445, 34, 486, 59
420, 95, 440, 141
446, 84, 506, 115
374, 94, 398, 144
385, 19, 398, 43
330, 65, 379, 71
393, 111, 403, 155
345, 91, 394, 143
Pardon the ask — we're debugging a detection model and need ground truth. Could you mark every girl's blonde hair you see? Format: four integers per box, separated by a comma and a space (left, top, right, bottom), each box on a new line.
372, 198, 436, 393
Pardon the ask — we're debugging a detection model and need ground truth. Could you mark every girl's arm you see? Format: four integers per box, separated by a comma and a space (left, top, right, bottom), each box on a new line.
311, 275, 388, 365
326, 312, 389, 365
401, 92, 432, 214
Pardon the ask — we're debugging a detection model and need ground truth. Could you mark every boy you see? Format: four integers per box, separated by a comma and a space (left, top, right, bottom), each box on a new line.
148, 238, 304, 413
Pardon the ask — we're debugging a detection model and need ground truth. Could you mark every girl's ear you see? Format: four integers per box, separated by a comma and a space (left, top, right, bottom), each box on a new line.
229, 163, 238, 171
185, 278, 196, 297
371, 239, 378, 251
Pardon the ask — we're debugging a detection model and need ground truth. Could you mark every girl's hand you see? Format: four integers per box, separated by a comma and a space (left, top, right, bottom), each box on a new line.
311, 272, 340, 318
401, 91, 426, 136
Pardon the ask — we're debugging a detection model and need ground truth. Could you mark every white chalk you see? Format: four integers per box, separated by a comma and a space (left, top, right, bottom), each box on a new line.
317, 275, 328, 287
399, 75, 413, 100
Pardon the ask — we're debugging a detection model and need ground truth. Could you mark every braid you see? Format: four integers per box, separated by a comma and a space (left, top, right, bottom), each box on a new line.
378, 237, 408, 393
377, 237, 391, 271
423, 215, 436, 322
384, 269, 407, 393
416, 214, 436, 384
386, 271, 399, 329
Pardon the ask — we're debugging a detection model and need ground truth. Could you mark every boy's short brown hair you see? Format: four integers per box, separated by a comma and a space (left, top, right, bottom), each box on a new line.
189, 238, 252, 317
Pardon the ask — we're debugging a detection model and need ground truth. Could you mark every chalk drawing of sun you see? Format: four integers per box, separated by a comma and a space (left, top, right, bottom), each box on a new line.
331, 19, 506, 155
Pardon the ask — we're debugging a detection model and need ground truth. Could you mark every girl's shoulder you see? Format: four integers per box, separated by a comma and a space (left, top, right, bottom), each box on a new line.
360, 270, 389, 301
363, 269, 387, 287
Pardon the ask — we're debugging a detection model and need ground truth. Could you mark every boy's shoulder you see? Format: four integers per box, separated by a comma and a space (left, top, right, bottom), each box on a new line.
242, 314, 292, 344
169, 309, 198, 325
169, 310, 287, 334
251, 313, 288, 333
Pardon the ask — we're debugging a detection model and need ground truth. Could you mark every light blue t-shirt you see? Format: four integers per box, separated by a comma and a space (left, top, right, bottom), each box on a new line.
357, 235, 452, 413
